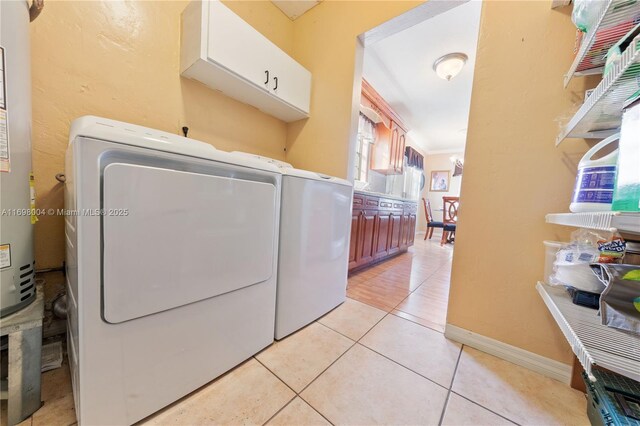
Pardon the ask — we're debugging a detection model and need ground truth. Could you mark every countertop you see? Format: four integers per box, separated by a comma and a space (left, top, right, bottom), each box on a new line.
354, 189, 418, 204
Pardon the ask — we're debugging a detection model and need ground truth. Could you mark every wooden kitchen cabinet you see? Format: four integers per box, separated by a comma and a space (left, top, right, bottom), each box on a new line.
361, 79, 408, 175
370, 119, 407, 175
348, 191, 417, 273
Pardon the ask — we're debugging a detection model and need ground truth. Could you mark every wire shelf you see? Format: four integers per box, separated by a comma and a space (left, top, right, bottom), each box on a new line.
536, 283, 640, 382
564, 0, 640, 87
558, 35, 640, 144
546, 211, 640, 234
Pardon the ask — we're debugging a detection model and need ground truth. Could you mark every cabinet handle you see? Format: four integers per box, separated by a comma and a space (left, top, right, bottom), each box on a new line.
273, 76, 278, 91
264, 70, 269, 86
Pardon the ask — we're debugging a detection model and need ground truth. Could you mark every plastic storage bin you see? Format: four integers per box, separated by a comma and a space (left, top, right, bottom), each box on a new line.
583, 370, 640, 426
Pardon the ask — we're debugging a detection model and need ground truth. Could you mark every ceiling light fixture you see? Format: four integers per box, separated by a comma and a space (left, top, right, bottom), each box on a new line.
433, 53, 468, 81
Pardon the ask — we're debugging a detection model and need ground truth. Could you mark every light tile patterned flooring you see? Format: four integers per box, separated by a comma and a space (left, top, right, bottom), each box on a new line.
9, 238, 589, 426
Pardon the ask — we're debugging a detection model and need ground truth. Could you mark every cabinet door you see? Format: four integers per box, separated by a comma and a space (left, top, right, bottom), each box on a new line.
370, 123, 392, 172
375, 121, 403, 176
268, 50, 311, 113
207, 1, 273, 90
374, 212, 391, 259
348, 211, 360, 270
396, 131, 406, 173
388, 212, 402, 255
358, 210, 377, 266
408, 214, 416, 245
390, 124, 400, 172
206, 1, 311, 115
400, 214, 410, 248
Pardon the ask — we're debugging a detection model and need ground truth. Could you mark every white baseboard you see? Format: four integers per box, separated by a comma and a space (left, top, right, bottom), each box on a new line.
444, 324, 572, 384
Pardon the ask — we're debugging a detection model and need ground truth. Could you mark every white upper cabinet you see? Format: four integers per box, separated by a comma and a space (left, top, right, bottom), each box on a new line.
181, 0, 311, 122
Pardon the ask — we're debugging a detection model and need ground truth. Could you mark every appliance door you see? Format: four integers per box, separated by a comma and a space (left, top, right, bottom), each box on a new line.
276, 177, 352, 339
101, 162, 277, 324
403, 166, 422, 200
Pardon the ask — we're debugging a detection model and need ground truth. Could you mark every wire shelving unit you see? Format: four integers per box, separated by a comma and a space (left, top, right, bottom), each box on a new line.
558, 35, 640, 144
564, 0, 640, 87
546, 211, 640, 235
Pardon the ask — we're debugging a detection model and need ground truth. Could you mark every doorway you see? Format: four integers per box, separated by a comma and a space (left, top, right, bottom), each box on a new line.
346, 0, 481, 332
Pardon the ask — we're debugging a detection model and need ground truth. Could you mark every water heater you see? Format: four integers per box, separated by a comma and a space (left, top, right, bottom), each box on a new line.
0, 0, 36, 317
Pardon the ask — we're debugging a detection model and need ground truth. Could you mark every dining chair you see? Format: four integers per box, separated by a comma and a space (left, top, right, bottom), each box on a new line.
441, 196, 459, 246
422, 198, 444, 240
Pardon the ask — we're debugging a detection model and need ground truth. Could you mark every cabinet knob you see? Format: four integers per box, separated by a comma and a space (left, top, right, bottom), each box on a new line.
264, 70, 269, 86
273, 76, 278, 91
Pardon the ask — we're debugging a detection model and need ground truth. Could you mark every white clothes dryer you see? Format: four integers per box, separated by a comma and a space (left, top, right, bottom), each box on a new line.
230, 153, 352, 339
65, 117, 282, 425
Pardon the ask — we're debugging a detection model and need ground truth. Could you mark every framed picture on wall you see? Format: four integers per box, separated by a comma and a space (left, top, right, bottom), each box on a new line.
430, 170, 450, 192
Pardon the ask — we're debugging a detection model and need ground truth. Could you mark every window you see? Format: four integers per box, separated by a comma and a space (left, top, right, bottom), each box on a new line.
356, 113, 376, 182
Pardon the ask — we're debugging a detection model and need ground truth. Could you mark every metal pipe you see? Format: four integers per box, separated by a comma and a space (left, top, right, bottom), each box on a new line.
35, 266, 64, 274
52, 294, 67, 319
29, 0, 44, 22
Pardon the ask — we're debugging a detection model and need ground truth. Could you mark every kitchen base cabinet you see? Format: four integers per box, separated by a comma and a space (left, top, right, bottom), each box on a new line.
348, 192, 417, 274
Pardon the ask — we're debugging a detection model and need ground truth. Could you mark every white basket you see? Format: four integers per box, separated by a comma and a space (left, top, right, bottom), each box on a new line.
554, 262, 606, 293
543, 241, 564, 284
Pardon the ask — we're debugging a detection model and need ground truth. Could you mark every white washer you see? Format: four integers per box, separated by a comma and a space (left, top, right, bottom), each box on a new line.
231, 153, 353, 339
65, 117, 282, 425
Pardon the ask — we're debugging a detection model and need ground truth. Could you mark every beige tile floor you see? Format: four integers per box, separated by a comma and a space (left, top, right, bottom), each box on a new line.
11, 238, 589, 426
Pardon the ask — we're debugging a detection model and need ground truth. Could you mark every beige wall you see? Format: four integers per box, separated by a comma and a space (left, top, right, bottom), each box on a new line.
30, 1, 294, 269
417, 152, 464, 232
286, 0, 422, 179
447, 1, 597, 364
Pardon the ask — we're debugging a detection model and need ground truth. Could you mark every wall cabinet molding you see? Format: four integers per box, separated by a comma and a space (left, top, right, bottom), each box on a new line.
181, 0, 311, 122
